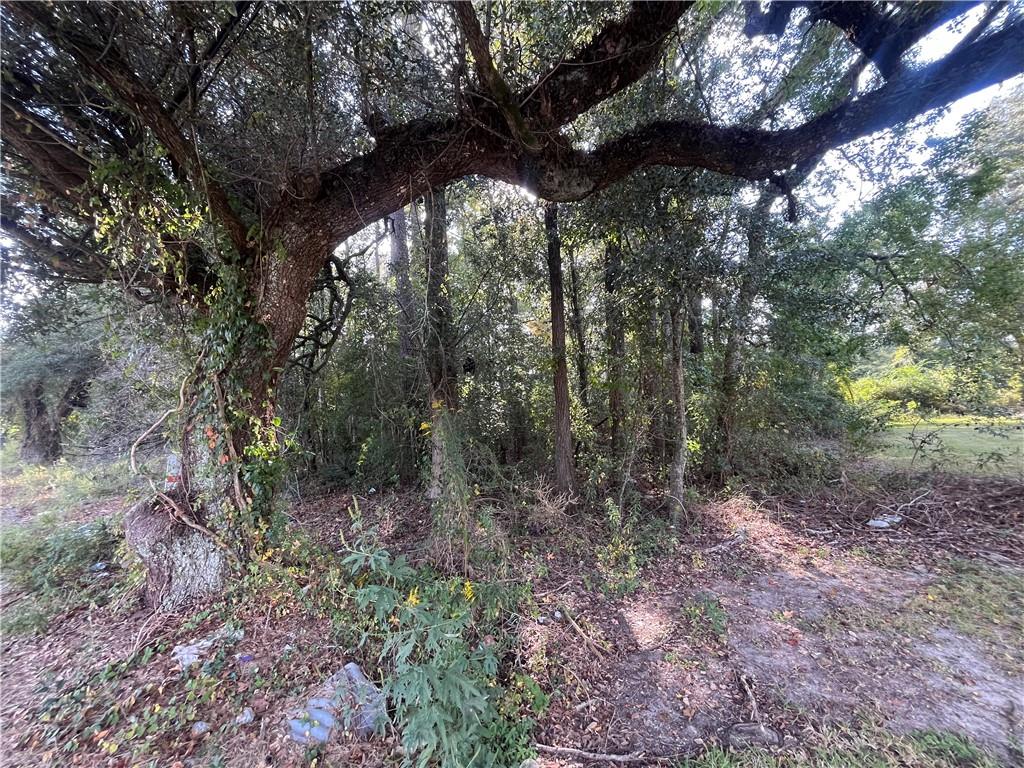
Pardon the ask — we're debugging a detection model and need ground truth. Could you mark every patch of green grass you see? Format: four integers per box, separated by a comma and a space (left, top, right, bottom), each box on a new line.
907, 560, 1024, 672
678, 724, 1000, 767
912, 731, 1001, 766
0, 513, 127, 635
680, 593, 728, 641
888, 415, 1019, 428
0, 448, 134, 513
873, 420, 1023, 477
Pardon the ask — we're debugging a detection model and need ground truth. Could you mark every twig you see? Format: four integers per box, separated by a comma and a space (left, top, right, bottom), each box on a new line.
739, 672, 761, 723
534, 744, 646, 764
130, 353, 202, 474
127, 609, 162, 658
535, 578, 575, 598
558, 604, 606, 658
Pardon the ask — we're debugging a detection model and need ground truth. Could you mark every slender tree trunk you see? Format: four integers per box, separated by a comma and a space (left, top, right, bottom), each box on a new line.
641, 306, 659, 459
545, 204, 576, 493
655, 304, 673, 462
668, 303, 689, 525
298, 369, 320, 472
604, 238, 626, 456
423, 186, 459, 501
717, 191, 772, 474
566, 243, 590, 413
688, 290, 704, 358
710, 286, 723, 352
390, 208, 417, 368
19, 382, 60, 463
389, 206, 422, 482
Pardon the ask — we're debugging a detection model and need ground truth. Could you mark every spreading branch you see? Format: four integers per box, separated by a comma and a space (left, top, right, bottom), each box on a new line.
5, 0, 1022, 298
8, 2, 251, 255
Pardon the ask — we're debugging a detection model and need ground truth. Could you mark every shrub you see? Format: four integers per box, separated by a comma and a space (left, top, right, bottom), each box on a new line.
596, 498, 641, 595
1, 516, 118, 594
339, 522, 534, 767
0, 515, 122, 634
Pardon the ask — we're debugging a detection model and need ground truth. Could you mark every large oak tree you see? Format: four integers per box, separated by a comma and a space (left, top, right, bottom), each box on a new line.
3, 0, 1022, 598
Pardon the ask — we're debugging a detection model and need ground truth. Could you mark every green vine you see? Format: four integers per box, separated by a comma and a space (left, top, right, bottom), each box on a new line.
91, 151, 293, 561
194, 259, 292, 557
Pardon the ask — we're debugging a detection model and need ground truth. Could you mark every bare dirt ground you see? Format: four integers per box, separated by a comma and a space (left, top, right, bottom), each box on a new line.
1, 473, 1022, 767
522, 478, 1024, 765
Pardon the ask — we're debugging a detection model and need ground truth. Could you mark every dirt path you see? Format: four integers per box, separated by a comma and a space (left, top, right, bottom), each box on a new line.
527, 492, 1024, 765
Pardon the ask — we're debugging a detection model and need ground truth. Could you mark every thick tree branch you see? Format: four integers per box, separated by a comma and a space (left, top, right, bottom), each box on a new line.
546, 17, 1024, 197
170, 1, 260, 111
274, 10, 1023, 268
518, 1, 692, 127
9, 2, 250, 255
748, 1, 980, 79
453, 0, 540, 153
0, 100, 92, 205
0, 214, 103, 282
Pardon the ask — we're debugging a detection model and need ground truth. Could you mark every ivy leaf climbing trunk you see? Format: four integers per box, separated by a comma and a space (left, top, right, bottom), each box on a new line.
130, 248, 326, 608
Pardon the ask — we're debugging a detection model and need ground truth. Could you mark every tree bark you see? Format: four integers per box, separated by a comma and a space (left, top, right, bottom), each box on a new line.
387, 206, 422, 483
19, 382, 60, 463
688, 290, 704, 358
423, 186, 459, 501
641, 306, 660, 458
389, 208, 418, 368
545, 203, 576, 494
133, 251, 324, 608
604, 239, 626, 456
668, 303, 689, 525
566, 243, 590, 414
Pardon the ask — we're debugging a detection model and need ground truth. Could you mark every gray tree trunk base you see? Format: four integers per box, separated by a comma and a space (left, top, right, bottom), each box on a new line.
125, 499, 226, 608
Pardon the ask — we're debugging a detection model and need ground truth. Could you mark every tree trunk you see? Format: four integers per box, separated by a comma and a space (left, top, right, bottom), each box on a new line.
19, 382, 60, 463
716, 191, 773, 474
710, 285, 723, 352
640, 306, 659, 459
545, 203, 576, 494
604, 238, 626, 456
389, 207, 418, 370
129, 240, 326, 608
423, 186, 460, 502
688, 290, 704, 358
389, 206, 421, 483
655, 305, 673, 462
668, 303, 689, 525
566, 243, 590, 413
125, 497, 228, 608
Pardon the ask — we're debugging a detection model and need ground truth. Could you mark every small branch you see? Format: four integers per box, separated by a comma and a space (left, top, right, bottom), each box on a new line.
739, 672, 761, 722
558, 604, 607, 659
534, 744, 647, 764
130, 355, 202, 474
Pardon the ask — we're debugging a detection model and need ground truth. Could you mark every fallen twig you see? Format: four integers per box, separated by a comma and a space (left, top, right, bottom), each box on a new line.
535, 578, 575, 598
534, 744, 647, 763
558, 604, 607, 658
738, 672, 761, 722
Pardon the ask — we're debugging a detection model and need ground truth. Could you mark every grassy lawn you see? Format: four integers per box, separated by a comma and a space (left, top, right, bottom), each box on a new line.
874, 417, 1024, 477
